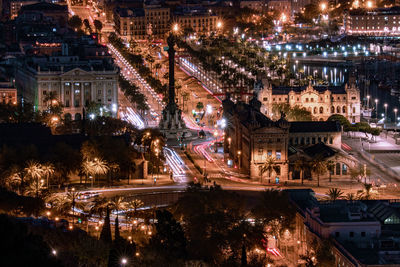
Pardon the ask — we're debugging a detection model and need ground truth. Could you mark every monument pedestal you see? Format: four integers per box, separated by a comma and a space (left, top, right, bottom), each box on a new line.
158, 32, 189, 139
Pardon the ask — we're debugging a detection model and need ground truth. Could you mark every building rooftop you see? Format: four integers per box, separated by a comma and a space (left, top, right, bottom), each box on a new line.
303, 142, 337, 158
349, 6, 400, 16
289, 121, 341, 133
272, 85, 347, 95
174, 6, 217, 16
116, 7, 145, 18
20, 2, 68, 12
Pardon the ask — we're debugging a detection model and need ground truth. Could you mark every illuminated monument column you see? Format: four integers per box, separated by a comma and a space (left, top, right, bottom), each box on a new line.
159, 32, 188, 138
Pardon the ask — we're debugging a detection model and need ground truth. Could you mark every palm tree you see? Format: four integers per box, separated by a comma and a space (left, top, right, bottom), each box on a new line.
89, 196, 109, 219
42, 163, 55, 189
259, 156, 276, 184
310, 158, 327, 187
24, 160, 43, 181
294, 157, 309, 185
362, 183, 373, 200
2, 165, 22, 193
93, 19, 103, 40
43, 91, 58, 108
326, 160, 335, 183
154, 63, 162, 76
81, 158, 109, 187
25, 179, 46, 198
47, 190, 83, 223
107, 196, 127, 219
326, 188, 344, 201
126, 198, 144, 220
345, 192, 356, 201
24, 160, 44, 197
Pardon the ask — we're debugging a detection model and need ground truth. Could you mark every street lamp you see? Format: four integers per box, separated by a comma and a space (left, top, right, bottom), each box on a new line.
375, 99, 378, 120
172, 23, 179, 33
121, 258, 127, 266
320, 2, 327, 12
280, 13, 287, 23
366, 95, 370, 108
237, 150, 242, 170
394, 108, 398, 133
384, 103, 388, 124
366, 0, 373, 8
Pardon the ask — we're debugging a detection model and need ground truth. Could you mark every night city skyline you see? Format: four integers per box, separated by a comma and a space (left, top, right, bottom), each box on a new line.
0, 0, 400, 266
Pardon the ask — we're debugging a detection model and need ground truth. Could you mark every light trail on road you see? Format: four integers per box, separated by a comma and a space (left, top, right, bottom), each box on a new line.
120, 107, 145, 129
164, 147, 187, 183
108, 44, 164, 109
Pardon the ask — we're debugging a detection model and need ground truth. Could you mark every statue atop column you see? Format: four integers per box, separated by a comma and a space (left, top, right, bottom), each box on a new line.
159, 27, 188, 138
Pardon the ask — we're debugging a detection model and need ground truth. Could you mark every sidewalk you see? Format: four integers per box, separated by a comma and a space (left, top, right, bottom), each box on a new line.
342, 132, 400, 182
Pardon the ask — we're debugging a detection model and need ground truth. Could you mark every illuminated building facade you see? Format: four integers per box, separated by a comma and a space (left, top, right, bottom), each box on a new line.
223, 95, 290, 180
239, 0, 266, 12
0, 85, 17, 105
16, 45, 119, 120
114, 6, 171, 41
346, 6, 400, 35
267, 0, 292, 16
258, 82, 361, 123
174, 7, 220, 34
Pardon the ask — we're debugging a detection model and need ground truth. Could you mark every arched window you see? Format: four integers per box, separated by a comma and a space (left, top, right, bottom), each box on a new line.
74, 113, 82, 121
64, 113, 72, 121
319, 107, 323, 114
342, 106, 346, 113
301, 137, 305, 145
335, 163, 341, 175
342, 164, 348, 175
313, 107, 317, 114
331, 106, 335, 113
337, 106, 340, 113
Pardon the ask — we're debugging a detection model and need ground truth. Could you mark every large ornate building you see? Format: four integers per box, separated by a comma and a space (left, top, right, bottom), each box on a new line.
114, 5, 171, 41
223, 94, 290, 180
223, 94, 352, 181
16, 45, 119, 120
258, 82, 361, 123
345, 7, 400, 36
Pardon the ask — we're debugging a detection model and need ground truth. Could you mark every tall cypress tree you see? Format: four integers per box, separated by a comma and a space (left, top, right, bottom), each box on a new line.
100, 207, 112, 244
114, 216, 120, 241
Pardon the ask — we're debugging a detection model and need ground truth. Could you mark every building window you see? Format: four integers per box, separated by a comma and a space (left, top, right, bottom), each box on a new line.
306, 98, 309, 102
320, 107, 323, 114
349, 232, 354, 238
263, 97, 268, 101
336, 163, 341, 175
361, 232, 366, 237
311, 137, 315, 144
353, 107, 356, 113
342, 106, 346, 113
276, 150, 281, 160
65, 100, 70, 107
258, 147, 263, 155
275, 166, 281, 175
313, 107, 317, 114
329, 137, 333, 144
306, 137, 310, 144
342, 164, 348, 175
335, 232, 340, 237
337, 106, 340, 113
267, 150, 272, 156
